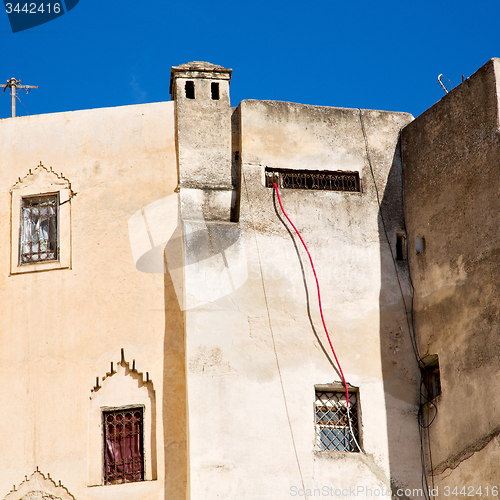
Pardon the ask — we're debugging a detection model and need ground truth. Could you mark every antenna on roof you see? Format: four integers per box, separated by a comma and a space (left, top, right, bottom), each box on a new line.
437, 74, 452, 94
0, 78, 38, 117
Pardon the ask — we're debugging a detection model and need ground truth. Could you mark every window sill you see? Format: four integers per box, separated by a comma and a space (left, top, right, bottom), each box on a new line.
88, 479, 157, 488
11, 260, 69, 275
313, 450, 363, 459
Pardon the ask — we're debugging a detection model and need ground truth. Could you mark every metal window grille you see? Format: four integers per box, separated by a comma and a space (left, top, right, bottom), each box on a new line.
315, 391, 360, 452
103, 407, 144, 484
20, 195, 58, 264
265, 168, 360, 192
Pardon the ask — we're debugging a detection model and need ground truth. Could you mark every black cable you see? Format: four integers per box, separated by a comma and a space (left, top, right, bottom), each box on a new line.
15, 94, 29, 116
399, 124, 437, 497
359, 109, 436, 499
359, 110, 422, 365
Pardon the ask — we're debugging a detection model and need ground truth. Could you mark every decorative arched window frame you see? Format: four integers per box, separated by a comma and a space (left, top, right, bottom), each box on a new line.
10, 163, 72, 274
4, 469, 76, 500
88, 353, 157, 487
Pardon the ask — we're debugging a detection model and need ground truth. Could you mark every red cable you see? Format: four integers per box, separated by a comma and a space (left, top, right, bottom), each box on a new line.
272, 183, 350, 408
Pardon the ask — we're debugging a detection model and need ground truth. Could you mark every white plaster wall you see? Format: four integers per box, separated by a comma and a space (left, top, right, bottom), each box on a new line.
183, 102, 422, 498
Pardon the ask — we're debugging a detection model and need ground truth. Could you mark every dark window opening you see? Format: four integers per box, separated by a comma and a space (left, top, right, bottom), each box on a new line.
315, 390, 360, 452
185, 81, 195, 99
211, 82, 220, 100
421, 355, 441, 401
234, 151, 240, 161
396, 233, 407, 260
265, 167, 360, 192
20, 194, 58, 264
103, 407, 144, 484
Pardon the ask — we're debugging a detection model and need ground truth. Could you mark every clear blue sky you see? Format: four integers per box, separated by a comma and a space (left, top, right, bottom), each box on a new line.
0, 0, 499, 119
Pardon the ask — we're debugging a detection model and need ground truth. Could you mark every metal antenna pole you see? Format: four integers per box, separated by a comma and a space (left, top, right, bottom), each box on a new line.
10, 78, 17, 117
0, 78, 39, 117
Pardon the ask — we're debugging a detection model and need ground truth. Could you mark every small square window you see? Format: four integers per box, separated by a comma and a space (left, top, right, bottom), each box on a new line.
185, 81, 195, 99
103, 407, 144, 484
211, 82, 220, 100
20, 194, 58, 264
396, 233, 407, 261
315, 390, 360, 452
422, 355, 441, 401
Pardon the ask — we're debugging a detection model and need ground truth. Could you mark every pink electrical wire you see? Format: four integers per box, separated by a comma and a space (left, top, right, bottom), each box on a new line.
273, 183, 350, 408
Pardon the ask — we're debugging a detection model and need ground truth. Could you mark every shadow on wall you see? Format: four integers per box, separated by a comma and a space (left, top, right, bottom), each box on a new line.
128, 194, 247, 311
377, 140, 422, 497
271, 188, 344, 380
163, 251, 189, 499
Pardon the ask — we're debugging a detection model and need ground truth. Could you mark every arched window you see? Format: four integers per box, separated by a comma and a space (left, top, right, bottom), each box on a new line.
88, 353, 156, 486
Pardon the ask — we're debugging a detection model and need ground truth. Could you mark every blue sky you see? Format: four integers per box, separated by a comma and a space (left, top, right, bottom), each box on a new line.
0, 0, 499, 119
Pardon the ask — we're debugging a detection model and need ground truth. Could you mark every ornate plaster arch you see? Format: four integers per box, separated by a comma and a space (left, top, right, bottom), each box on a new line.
9, 161, 74, 275
4, 469, 75, 500
88, 349, 157, 485
10, 162, 73, 194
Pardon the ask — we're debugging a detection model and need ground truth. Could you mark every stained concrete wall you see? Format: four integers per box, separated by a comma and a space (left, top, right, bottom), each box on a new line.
172, 62, 235, 222
0, 101, 180, 500
182, 99, 422, 498
402, 58, 500, 491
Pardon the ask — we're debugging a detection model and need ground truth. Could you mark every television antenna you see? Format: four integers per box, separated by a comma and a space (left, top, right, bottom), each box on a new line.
437, 74, 452, 94
0, 78, 38, 117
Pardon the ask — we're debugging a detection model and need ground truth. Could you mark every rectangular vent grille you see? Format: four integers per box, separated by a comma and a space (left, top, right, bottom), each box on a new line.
265, 168, 360, 192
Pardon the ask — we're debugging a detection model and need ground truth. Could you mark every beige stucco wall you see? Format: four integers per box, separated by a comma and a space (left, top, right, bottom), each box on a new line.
181, 99, 422, 498
0, 101, 179, 500
402, 58, 500, 492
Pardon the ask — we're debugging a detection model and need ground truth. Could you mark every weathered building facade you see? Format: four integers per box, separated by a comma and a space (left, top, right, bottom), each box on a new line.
402, 58, 500, 492
0, 58, 498, 499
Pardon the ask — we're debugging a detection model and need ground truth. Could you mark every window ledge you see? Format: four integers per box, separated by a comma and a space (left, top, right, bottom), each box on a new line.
12, 261, 70, 275
313, 450, 364, 459
88, 479, 157, 488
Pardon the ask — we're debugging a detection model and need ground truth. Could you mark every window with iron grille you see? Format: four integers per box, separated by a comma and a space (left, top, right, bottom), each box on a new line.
265, 167, 360, 192
20, 194, 58, 264
315, 390, 360, 452
103, 407, 144, 484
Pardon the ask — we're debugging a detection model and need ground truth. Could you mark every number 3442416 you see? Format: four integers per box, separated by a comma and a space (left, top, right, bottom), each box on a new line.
5, 3, 61, 13
443, 486, 499, 496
